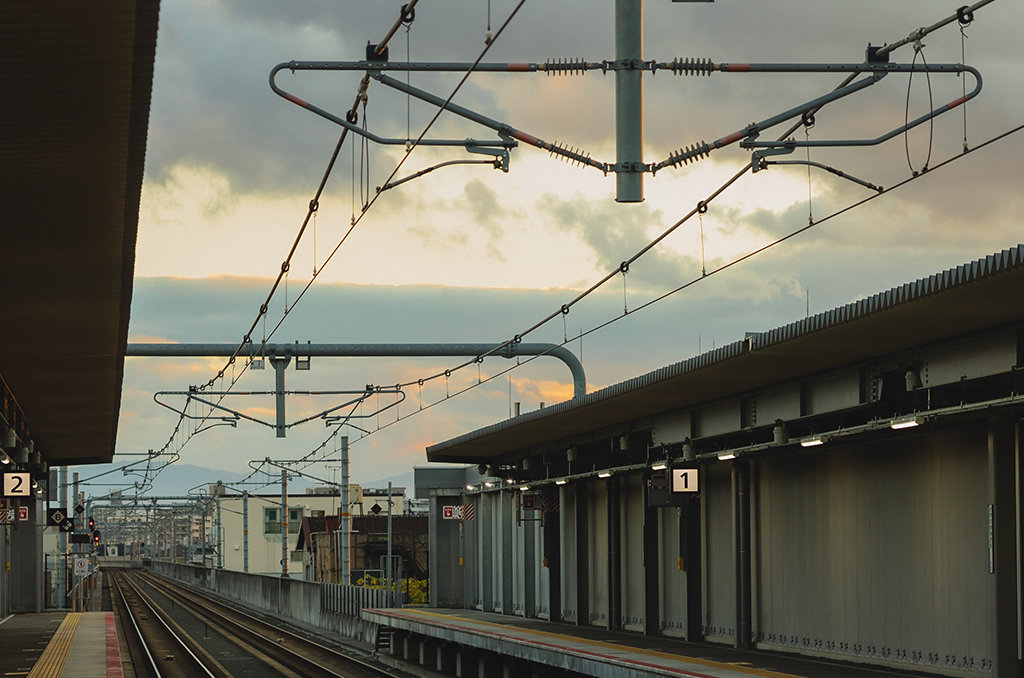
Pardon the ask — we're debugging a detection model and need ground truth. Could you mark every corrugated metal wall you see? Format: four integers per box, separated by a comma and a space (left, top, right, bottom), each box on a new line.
536, 517, 550, 620
659, 507, 687, 637
512, 499, 527, 616
587, 481, 609, 626
622, 474, 646, 632
465, 495, 479, 609
705, 461, 735, 643
560, 485, 578, 623
756, 426, 992, 673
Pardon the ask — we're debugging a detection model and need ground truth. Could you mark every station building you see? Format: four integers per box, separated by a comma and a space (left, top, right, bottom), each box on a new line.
418, 245, 1024, 678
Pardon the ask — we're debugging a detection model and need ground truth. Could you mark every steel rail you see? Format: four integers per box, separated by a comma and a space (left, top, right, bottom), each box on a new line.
112, 571, 222, 678
134, 570, 393, 678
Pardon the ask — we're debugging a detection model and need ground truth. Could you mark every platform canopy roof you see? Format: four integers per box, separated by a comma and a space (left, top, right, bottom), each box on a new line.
427, 245, 1024, 463
0, 2, 160, 466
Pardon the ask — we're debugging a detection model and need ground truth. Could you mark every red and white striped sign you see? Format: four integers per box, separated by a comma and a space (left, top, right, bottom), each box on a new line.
462, 503, 474, 521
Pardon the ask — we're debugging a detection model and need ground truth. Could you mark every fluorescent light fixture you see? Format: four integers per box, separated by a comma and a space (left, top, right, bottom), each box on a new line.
718, 452, 736, 461
555, 479, 567, 486
484, 482, 493, 488
890, 415, 922, 430
465, 484, 475, 491
506, 478, 515, 485
651, 463, 668, 471
519, 485, 530, 491
800, 436, 824, 447
598, 472, 612, 478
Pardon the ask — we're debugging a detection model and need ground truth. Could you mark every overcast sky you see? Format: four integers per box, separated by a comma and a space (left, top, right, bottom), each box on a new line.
99, 0, 1024, 498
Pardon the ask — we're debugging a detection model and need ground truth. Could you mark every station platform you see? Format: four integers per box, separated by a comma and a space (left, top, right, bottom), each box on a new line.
362, 607, 940, 678
0, 612, 123, 678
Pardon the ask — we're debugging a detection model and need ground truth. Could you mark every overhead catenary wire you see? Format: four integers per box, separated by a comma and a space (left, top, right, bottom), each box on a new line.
196, 108, 1021, 482
322, 120, 1024, 454
132, 1, 529, 497
143, 2, 1009, 499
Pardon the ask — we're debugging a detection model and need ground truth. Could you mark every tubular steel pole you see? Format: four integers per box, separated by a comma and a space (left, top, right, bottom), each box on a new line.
58, 467, 67, 608
341, 436, 351, 586
615, 0, 644, 202
281, 470, 289, 578
243, 491, 249, 573
386, 482, 393, 607
271, 357, 290, 438
126, 343, 587, 400
216, 498, 222, 569
201, 501, 208, 568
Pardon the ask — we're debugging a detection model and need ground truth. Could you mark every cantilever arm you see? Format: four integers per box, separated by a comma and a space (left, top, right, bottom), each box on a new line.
269, 63, 515, 149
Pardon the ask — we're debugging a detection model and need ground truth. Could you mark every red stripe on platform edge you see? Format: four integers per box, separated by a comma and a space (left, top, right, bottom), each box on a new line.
106, 612, 124, 678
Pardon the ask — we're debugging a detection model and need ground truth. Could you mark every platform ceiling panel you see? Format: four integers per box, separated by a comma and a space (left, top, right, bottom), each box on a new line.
0, 2, 159, 465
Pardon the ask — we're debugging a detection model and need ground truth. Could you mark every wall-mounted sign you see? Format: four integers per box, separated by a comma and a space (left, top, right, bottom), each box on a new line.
672, 469, 699, 493
442, 505, 464, 520
3, 472, 31, 497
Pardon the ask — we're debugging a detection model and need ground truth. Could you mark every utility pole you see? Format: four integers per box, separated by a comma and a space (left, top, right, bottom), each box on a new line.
386, 482, 393, 607
243, 491, 249, 573
57, 467, 67, 608
216, 498, 223, 568
281, 470, 289, 578
341, 436, 350, 586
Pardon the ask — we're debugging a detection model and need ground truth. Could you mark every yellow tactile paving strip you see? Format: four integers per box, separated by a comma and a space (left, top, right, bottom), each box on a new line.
26, 613, 80, 678
378, 608, 801, 678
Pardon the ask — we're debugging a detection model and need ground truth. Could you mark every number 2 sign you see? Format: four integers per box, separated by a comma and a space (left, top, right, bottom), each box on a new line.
3, 473, 31, 497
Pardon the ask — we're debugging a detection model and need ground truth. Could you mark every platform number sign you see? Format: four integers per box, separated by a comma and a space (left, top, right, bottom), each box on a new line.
3, 472, 31, 497
671, 469, 699, 493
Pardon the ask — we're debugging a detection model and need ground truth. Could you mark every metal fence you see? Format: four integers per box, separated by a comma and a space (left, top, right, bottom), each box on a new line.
320, 582, 386, 620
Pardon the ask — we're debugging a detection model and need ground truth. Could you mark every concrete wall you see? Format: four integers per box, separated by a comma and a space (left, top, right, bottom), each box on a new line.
150, 560, 380, 644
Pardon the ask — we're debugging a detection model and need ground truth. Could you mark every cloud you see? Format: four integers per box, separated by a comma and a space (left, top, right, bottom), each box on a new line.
121, 0, 1024, 499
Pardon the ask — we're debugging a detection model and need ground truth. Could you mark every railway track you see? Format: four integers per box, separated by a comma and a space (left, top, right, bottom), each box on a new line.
110, 570, 229, 678
119, 569, 396, 678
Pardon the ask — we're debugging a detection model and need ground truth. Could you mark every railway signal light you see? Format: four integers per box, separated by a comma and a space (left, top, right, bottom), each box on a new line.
92, 530, 101, 545
88, 515, 95, 530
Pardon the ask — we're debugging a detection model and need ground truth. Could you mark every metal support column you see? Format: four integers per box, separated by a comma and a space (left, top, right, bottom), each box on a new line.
733, 461, 752, 649
58, 467, 67, 607
544, 488, 561, 622
216, 498, 222, 568
201, 501, 208, 567
615, 0, 644, 202
386, 481, 393, 607
574, 484, 589, 626
607, 477, 621, 631
341, 436, 350, 585
281, 470, 289, 577
242, 491, 249, 573
270, 356, 291, 438
988, 417, 1018, 678
643, 478, 660, 636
